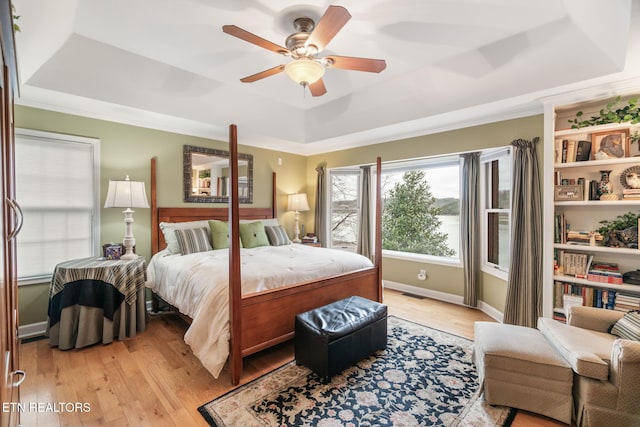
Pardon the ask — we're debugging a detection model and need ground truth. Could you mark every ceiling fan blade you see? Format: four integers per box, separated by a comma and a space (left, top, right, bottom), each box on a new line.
305, 5, 351, 51
240, 65, 285, 83
223, 25, 289, 55
325, 56, 387, 73
309, 79, 327, 97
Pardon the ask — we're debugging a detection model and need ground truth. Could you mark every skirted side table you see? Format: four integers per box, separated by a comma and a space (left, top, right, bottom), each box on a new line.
46, 256, 147, 349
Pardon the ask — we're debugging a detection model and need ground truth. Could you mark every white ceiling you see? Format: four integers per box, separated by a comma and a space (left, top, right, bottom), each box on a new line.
13, 0, 640, 155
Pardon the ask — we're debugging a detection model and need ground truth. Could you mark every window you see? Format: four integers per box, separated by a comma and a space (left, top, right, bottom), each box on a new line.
15, 129, 100, 282
329, 169, 360, 250
481, 147, 511, 273
381, 157, 460, 260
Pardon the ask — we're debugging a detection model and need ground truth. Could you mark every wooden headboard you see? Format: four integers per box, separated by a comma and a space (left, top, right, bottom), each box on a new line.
150, 157, 277, 254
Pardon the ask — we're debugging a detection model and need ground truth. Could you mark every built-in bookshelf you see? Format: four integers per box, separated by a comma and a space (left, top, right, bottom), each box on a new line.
549, 118, 640, 321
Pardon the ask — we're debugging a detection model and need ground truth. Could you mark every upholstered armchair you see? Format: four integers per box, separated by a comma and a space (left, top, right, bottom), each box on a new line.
538, 305, 640, 427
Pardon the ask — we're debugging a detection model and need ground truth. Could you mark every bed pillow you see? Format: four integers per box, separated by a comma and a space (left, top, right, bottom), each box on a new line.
239, 221, 270, 248
610, 310, 640, 341
174, 227, 212, 255
160, 220, 210, 254
240, 218, 279, 227
265, 225, 291, 246
208, 220, 243, 250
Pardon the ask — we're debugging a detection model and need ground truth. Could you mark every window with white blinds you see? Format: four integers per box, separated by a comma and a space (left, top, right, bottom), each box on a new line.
15, 129, 100, 282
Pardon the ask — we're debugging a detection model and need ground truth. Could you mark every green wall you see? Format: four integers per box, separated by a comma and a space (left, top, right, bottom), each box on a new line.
15, 105, 544, 326
305, 115, 545, 312
15, 105, 308, 325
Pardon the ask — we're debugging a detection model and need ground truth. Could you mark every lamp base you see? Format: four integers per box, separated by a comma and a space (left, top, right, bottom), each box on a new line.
120, 252, 139, 260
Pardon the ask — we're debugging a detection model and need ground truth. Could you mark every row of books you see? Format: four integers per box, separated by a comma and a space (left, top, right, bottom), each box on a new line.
554, 214, 604, 245
554, 281, 639, 312
559, 251, 592, 276
555, 251, 625, 284
554, 282, 617, 310
301, 235, 318, 243
587, 261, 623, 285
554, 139, 592, 163
623, 188, 640, 200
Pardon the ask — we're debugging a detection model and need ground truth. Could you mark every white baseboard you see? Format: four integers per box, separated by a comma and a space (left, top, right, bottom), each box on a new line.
383, 280, 504, 323
19, 321, 48, 339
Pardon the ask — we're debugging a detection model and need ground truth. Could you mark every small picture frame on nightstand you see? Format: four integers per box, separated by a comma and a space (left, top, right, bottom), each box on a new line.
102, 243, 123, 260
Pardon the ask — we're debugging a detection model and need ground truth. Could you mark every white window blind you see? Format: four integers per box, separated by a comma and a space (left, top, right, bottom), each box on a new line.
15, 129, 99, 281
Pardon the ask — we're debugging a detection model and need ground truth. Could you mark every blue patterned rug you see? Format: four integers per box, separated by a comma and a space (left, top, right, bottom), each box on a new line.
198, 316, 515, 426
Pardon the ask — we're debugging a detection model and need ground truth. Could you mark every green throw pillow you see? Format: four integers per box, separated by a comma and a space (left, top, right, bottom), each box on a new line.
239, 221, 270, 249
208, 220, 243, 250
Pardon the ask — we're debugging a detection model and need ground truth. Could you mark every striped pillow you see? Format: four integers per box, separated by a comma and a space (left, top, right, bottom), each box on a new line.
265, 225, 290, 246
611, 310, 640, 341
174, 227, 212, 255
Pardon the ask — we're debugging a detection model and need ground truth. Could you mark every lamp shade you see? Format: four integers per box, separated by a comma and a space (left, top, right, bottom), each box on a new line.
287, 193, 310, 212
284, 58, 325, 86
104, 176, 150, 209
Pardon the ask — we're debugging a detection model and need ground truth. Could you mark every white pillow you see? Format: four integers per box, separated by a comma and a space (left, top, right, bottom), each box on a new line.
160, 220, 210, 254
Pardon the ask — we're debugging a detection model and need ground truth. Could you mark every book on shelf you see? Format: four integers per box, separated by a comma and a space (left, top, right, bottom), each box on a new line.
575, 140, 592, 161
555, 139, 592, 163
566, 230, 602, 246
560, 252, 592, 276
614, 294, 640, 311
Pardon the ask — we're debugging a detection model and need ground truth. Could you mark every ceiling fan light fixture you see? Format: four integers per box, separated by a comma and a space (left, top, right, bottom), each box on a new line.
284, 58, 324, 86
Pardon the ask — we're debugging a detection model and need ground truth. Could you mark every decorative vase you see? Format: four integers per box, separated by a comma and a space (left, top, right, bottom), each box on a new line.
597, 170, 612, 199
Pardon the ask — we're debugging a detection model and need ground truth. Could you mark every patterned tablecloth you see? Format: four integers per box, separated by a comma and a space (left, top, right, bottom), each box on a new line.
47, 257, 147, 349
49, 256, 146, 304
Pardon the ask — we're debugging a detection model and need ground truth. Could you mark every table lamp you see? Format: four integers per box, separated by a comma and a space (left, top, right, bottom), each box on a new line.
104, 175, 150, 260
287, 193, 310, 243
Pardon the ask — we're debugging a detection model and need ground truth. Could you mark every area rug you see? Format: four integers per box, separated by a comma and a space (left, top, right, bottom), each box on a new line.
198, 316, 515, 426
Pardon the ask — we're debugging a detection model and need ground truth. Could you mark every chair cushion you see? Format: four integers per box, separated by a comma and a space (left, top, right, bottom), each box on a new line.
538, 317, 614, 380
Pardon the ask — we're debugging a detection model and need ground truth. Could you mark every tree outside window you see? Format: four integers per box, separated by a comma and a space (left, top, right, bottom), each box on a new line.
382, 170, 455, 257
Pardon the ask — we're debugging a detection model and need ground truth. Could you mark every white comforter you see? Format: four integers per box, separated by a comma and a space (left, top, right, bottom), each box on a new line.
145, 244, 373, 378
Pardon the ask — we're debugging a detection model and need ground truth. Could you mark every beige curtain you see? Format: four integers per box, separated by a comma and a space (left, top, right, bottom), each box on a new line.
461, 152, 480, 307
315, 163, 328, 247
357, 165, 372, 260
503, 137, 542, 327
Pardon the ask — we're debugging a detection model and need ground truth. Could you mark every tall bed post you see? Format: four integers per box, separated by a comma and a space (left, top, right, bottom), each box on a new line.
374, 156, 383, 300
228, 124, 242, 385
150, 156, 158, 254
150, 156, 160, 312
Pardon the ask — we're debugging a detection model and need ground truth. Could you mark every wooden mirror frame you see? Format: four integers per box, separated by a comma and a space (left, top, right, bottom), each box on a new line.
183, 144, 253, 203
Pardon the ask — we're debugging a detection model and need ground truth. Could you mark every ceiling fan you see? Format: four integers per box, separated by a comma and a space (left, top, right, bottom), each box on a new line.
222, 5, 387, 97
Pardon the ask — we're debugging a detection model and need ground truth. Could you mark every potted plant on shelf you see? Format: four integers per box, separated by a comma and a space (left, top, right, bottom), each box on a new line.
596, 211, 639, 248
568, 96, 639, 129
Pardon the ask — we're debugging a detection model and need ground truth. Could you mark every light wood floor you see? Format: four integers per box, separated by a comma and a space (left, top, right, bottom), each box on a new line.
19, 289, 567, 426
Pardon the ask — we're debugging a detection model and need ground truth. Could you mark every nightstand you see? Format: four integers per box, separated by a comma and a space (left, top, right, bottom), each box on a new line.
301, 242, 322, 247
46, 256, 147, 349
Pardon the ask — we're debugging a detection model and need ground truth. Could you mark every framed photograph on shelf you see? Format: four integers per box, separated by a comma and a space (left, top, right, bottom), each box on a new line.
102, 243, 123, 260
591, 129, 629, 160
554, 185, 584, 201
629, 131, 640, 157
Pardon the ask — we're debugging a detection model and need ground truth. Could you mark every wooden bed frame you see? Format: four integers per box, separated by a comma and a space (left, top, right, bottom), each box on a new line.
149, 125, 383, 385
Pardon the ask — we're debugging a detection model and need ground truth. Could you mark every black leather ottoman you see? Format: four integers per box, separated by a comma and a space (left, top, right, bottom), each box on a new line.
295, 295, 387, 380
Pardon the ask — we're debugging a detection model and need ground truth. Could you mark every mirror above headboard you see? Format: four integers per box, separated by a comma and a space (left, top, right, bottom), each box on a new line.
183, 144, 253, 203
